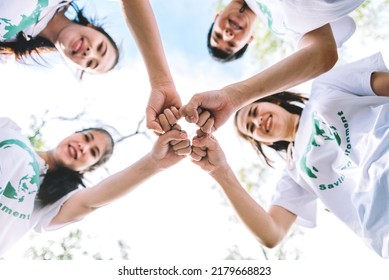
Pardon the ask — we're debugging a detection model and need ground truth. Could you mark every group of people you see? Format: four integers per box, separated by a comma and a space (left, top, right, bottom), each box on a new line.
1, 0, 388, 259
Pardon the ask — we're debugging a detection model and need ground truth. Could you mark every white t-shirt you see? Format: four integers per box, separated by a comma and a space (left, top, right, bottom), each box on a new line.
0, 117, 77, 256
245, 0, 364, 47
0, 0, 70, 41
272, 52, 389, 258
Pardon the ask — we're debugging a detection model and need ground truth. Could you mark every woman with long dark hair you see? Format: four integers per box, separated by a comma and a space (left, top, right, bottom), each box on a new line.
0, 0, 119, 77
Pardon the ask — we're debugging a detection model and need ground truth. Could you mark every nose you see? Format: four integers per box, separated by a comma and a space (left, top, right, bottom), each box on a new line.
78, 142, 90, 154
223, 28, 234, 41
254, 116, 263, 128
83, 47, 91, 57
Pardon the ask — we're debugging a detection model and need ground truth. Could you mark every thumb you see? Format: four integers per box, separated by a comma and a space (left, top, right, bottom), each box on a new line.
180, 95, 202, 123
146, 107, 163, 134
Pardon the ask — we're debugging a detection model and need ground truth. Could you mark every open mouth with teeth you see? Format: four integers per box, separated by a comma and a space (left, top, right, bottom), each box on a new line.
264, 114, 272, 133
228, 19, 242, 30
68, 144, 78, 160
71, 37, 85, 55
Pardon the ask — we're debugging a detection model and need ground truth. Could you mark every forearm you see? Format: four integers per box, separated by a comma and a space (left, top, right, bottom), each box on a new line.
211, 166, 285, 248
225, 27, 338, 109
84, 153, 160, 208
120, 0, 173, 86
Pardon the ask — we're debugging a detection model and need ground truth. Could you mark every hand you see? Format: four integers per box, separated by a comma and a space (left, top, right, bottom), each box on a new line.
190, 130, 228, 175
151, 128, 190, 170
147, 83, 182, 134
179, 89, 236, 133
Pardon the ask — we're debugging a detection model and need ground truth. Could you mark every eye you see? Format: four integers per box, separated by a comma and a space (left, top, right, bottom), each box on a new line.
91, 149, 97, 158
97, 42, 103, 52
84, 134, 90, 142
86, 60, 93, 68
253, 107, 258, 117
249, 123, 255, 134
228, 41, 236, 48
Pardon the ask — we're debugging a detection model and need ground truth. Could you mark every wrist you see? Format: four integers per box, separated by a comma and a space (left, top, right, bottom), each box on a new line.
149, 71, 175, 89
223, 82, 250, 111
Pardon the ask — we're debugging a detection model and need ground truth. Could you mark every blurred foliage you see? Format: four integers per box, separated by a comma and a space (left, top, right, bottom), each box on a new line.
24, 229, 131, 260
213, 0, 389, 67
28, 114, 48, 150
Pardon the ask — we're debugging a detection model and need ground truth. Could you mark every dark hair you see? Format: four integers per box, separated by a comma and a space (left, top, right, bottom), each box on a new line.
207, 23, 249, 63
38, 127, 114, 206
0, 1, 119, 77
234, 91, 308, 167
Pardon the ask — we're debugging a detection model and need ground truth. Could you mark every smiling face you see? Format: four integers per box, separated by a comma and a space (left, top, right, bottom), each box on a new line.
236, 102, 299, 144
210, 0, 257, 55
52, 130, 112, 172
55, 23, 118, 74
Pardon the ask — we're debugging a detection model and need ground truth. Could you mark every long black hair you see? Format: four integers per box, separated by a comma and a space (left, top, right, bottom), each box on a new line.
234, 91, 308, 167
0, 1, 119, 77
37, 127, 114, 206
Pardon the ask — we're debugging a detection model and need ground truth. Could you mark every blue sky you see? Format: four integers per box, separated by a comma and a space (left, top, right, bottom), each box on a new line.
1, 0, 388, 269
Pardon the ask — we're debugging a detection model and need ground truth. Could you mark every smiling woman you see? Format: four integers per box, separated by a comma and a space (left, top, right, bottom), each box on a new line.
0, 0, 119, 78
0, 110, 191, 257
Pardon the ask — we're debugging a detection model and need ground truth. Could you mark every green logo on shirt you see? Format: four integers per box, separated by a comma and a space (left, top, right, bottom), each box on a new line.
0, 0, 49, 40
300, 111, 353, 191
0, 139, 40, 202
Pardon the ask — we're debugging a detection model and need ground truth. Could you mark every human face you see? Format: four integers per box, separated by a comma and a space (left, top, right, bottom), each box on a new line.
55, 23, 117, 74
236, 102, 298, 143
211, 1, 256, 54
52, 130, 111, 172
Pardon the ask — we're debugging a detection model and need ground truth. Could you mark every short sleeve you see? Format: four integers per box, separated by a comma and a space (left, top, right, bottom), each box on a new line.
312, 52, 389, 97
271, 171, 318, 228
33, 189, 80, 233
0, 117, 21, 131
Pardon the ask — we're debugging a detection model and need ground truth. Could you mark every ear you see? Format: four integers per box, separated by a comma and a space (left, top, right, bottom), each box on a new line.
247, 34, 254, 44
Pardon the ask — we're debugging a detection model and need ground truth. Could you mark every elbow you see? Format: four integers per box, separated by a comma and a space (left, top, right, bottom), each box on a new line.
260, 238, 281, 249
317, 46, 338, 75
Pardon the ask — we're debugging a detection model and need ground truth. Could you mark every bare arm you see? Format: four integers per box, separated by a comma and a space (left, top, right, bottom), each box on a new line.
191, 133, 296, 247
50, 129, 189, 225
120, 0, 181, 133
180, 24, 338, 133
371, 72, 389, 97
212, 164, 297, 247
227, 24, 338, 109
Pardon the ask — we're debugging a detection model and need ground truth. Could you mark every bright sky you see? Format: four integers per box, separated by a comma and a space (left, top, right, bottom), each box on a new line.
1, 0, 388, 270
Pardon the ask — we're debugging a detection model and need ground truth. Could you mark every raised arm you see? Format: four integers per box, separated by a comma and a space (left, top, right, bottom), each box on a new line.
50, 129, 190, 226
191, 132, 296, 247
120, 0, 181, 134
181, 24, 338, 133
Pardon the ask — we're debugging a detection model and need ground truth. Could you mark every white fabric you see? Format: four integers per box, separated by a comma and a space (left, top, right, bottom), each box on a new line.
272, 52, 389, 258
0, 0, 69, 41
0, 117, 77, 256
245, 0, 364, 47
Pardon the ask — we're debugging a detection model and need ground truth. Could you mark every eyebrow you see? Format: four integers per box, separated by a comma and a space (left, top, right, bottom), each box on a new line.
89, 132, 101, 158
102, 43, 107, 57
248, 107, 254, 116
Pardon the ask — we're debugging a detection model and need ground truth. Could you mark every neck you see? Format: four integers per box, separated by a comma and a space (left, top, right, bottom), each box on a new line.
37, 150, 58, 171
38, 11, 71, 43
289, 114, 300, 142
